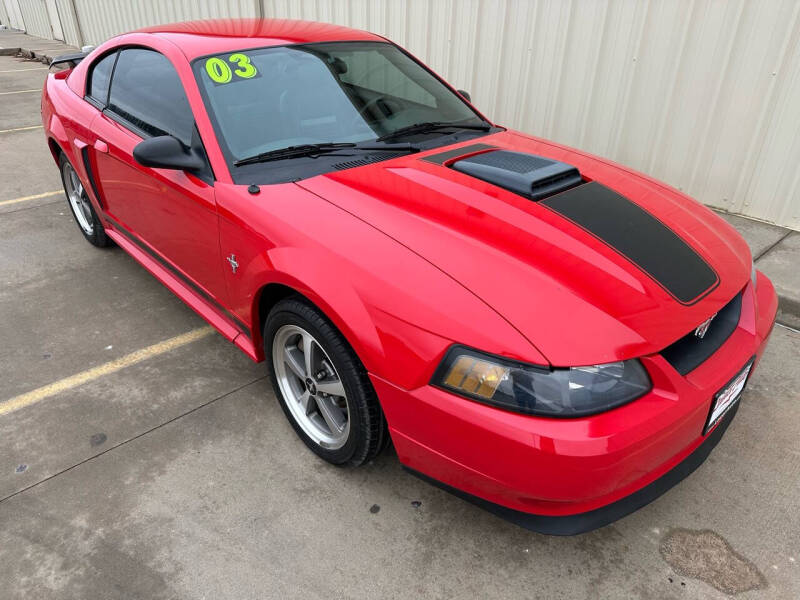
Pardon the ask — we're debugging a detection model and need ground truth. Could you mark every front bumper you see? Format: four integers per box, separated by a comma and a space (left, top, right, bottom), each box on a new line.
372, 273, 778, 534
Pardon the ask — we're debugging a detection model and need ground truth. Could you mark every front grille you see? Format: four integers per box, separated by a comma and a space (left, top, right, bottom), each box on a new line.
661, 291, 743, 375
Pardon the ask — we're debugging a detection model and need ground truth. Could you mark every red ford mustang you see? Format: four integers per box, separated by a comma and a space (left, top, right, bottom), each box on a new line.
42, 19, 777, 534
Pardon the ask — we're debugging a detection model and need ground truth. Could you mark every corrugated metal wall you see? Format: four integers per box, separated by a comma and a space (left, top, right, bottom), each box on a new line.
0, 1, 9, 29
261, 0, 800, 230
68, 0, 259, 48
55, 0, 81, 47
2, 0, 799, 229
17, 0, 51, 38
1, 0, 25, 30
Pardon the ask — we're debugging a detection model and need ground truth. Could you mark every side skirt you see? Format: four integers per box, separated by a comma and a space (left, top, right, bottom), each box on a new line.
104, 226, 260, 362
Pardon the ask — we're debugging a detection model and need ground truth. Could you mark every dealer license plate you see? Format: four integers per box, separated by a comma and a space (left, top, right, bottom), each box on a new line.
704, 359, 753, 435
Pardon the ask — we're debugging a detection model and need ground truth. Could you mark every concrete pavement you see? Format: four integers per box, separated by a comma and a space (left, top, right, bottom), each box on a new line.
0, 45, 798, 599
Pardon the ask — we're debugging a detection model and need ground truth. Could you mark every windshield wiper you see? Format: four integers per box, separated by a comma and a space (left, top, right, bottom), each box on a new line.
234, 142, 418, 166
375, 121, 491, 142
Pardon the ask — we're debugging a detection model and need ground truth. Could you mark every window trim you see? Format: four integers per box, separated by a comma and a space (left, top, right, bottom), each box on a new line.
100, 105, 148, 141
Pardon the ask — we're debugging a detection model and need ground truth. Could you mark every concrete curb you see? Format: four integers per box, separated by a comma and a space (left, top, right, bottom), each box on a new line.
0, 47, 54, 63
18, 49, 49, 63
1, 40, 79, 63
17, 47, 62, 63
776, 297, 800, 331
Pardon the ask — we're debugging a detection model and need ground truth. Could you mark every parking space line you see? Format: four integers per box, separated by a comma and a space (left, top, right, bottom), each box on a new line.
0, 89, 40, 95
0, 67, 48, 72
0, 327, 214, 417
0, 190, 62, 207
0, 125, 43, 133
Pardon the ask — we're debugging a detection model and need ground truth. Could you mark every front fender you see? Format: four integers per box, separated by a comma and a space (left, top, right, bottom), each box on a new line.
250, 246, 384, 372
216, 181, 545, 389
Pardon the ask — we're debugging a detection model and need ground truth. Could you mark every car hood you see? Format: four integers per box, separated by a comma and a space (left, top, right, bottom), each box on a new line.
297, 130, 751, 366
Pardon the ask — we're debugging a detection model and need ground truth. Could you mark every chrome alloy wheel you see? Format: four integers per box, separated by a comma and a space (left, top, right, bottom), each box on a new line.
272, 324, 351, 449
62, 161, 94, 236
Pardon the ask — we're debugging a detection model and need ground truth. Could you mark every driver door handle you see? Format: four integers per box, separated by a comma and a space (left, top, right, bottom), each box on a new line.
94, 139, 109, 153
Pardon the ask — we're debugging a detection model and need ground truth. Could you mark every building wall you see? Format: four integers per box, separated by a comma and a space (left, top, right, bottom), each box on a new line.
17, 0, 52, 38
2, 0, 799, 230
0, 1, 9, 29
54, 0, 82, 47
68, 0, 259, 48
2, 0, 25, 30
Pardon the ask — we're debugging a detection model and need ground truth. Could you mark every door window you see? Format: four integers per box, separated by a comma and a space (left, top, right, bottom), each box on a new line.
107, 48, 194, 145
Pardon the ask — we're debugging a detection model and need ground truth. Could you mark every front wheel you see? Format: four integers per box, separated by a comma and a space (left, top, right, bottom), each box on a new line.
265, 297, 389, 466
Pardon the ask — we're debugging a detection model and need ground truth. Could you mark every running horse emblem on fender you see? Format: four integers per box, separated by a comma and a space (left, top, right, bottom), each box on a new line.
226, 254, 239, 274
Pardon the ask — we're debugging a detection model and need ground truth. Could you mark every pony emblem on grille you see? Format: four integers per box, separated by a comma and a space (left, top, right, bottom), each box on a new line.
694, 314, 716, 339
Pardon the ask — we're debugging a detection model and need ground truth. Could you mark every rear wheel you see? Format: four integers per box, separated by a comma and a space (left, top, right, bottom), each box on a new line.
59, 153, 111, 247
265, 297, 389, 466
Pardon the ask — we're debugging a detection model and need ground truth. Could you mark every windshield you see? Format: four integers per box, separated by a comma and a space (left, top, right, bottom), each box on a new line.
193, 41, 488, 169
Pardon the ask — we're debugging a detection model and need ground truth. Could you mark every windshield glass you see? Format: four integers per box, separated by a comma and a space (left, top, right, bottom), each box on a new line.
193, 41, 486, 164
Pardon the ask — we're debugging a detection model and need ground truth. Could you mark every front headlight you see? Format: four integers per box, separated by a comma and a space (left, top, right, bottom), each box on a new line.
432, 346, 651, 417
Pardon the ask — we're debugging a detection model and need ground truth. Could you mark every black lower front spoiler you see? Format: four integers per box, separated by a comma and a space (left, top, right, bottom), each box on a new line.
404, 402, 740, 536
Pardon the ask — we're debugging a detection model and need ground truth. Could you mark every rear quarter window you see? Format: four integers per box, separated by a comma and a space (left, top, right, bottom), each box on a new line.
86, 51, 117, 106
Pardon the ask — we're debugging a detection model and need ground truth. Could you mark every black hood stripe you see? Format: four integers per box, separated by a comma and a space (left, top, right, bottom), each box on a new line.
540, 182, 719, 305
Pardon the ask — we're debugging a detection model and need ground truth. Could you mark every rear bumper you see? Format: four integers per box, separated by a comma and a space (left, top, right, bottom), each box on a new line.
373, 273, 778, 534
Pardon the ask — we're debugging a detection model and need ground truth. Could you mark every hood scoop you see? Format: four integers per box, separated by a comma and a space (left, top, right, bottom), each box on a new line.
451, 150, 582, 200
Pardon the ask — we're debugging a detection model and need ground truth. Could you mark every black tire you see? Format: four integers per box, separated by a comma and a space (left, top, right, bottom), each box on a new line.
58, 152, 112, 247
264, 296, 389, 466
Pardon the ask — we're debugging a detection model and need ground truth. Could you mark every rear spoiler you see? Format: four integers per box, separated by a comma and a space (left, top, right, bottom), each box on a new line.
49, 51, 88, 69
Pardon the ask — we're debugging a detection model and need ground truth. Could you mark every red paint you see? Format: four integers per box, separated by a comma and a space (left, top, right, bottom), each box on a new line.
42, 19, 778, 519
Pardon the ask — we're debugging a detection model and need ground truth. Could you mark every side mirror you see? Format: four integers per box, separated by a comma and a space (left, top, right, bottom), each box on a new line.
133, 135, 205, 172
457, 89, 471, 102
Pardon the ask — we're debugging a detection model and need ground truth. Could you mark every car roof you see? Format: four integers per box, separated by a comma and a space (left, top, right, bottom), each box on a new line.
136, 18, 386, 60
